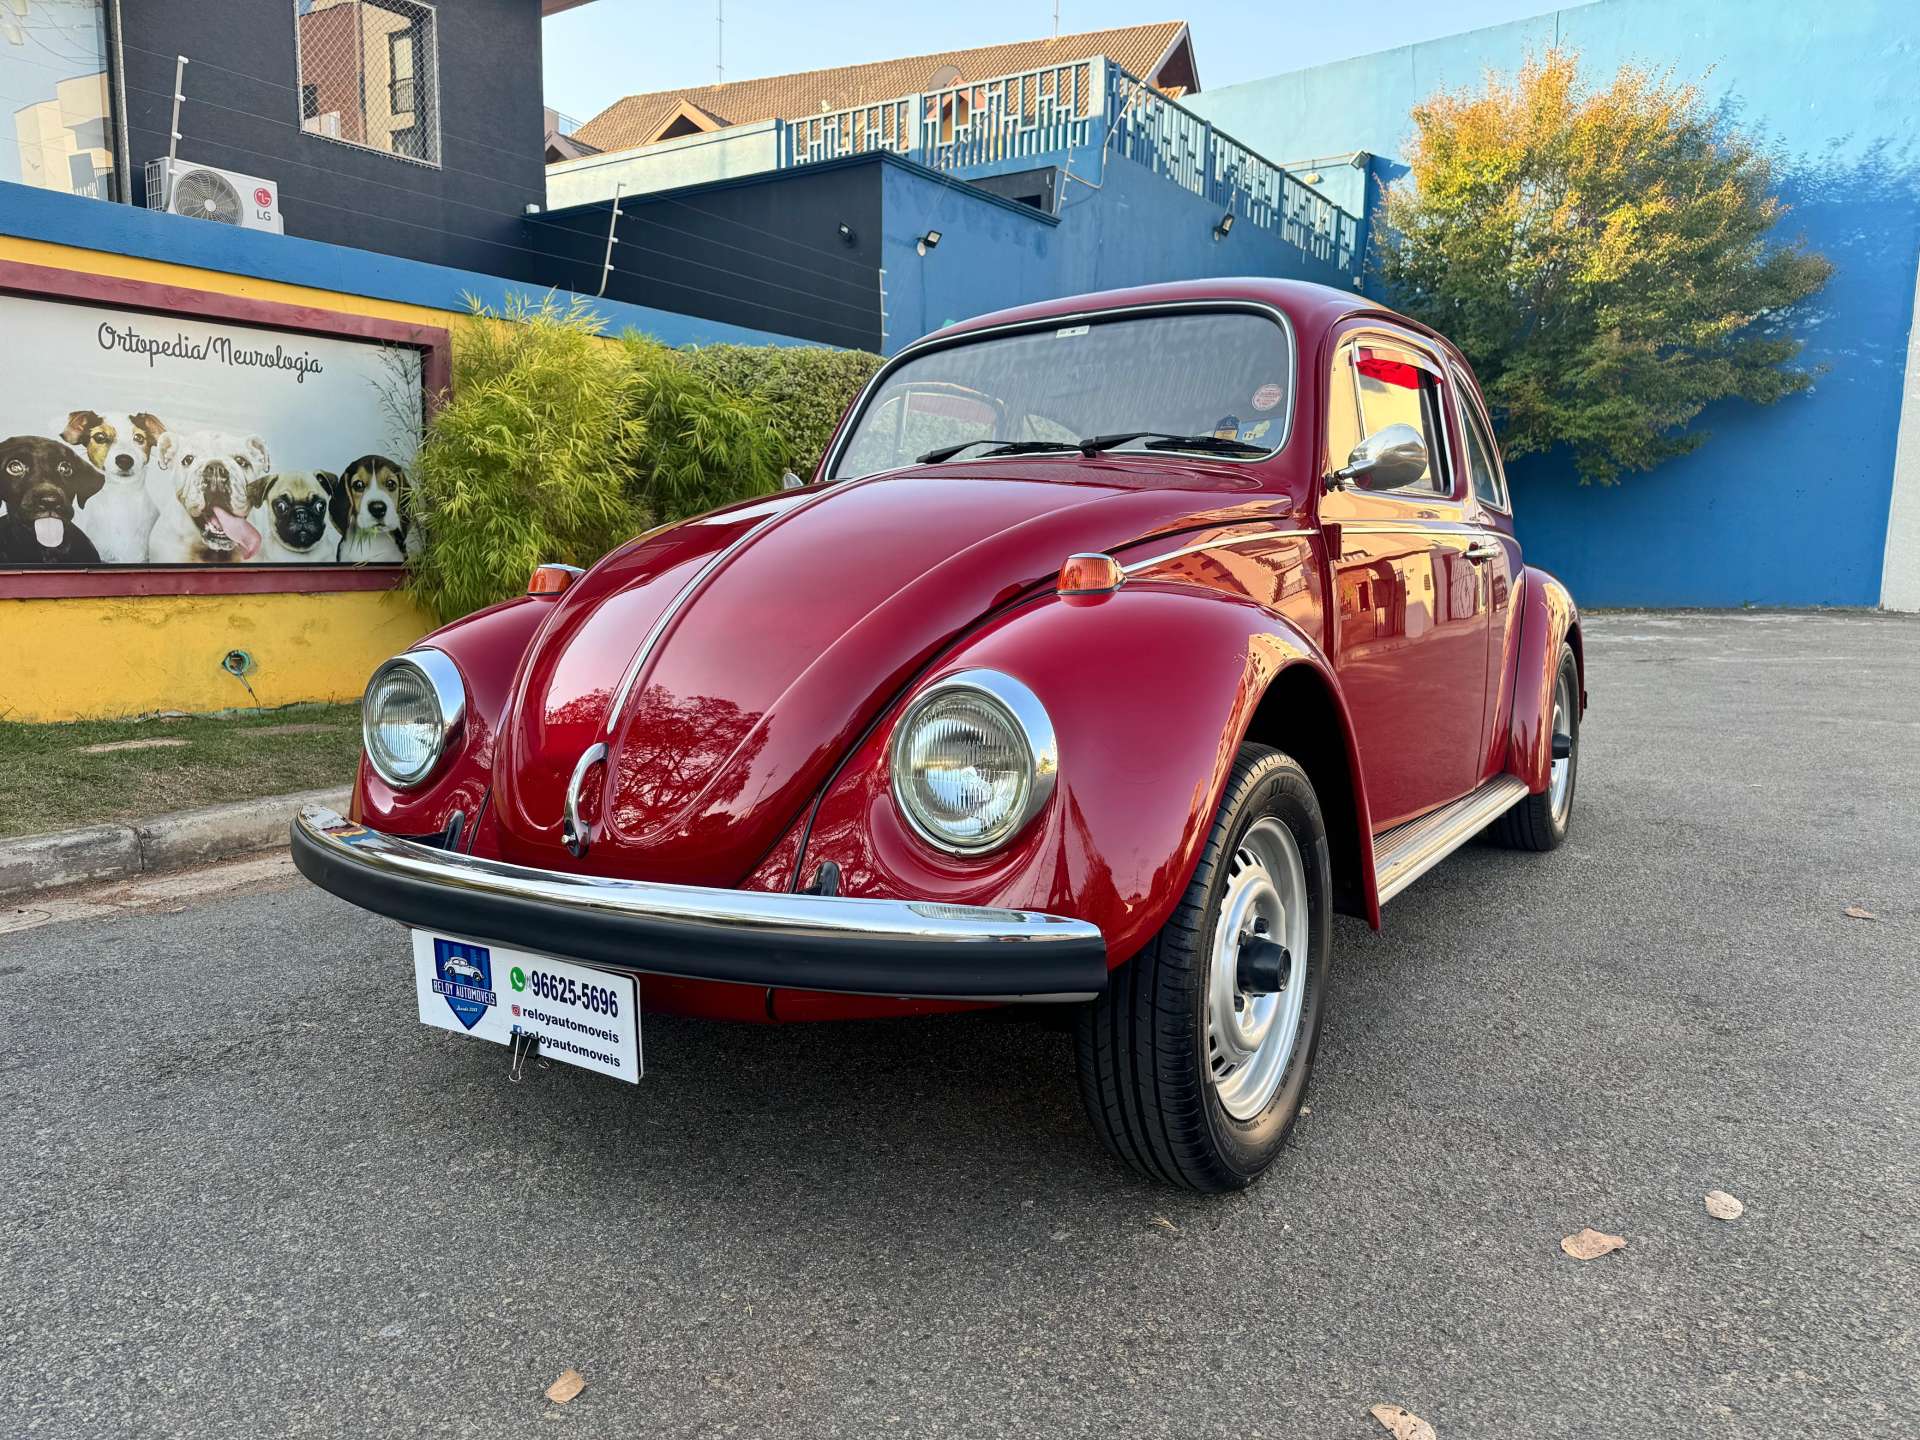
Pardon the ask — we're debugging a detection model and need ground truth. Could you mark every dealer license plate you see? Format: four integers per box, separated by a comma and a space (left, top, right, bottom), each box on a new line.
410, 931, 641, 1084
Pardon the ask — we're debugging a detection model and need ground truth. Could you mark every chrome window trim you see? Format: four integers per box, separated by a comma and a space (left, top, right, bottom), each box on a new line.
825, 299, 1300, 481
1449, 362, 1512, 514
1329, 325, 1463, 505
363, 646, 466, 789
889, 669, 1060, 857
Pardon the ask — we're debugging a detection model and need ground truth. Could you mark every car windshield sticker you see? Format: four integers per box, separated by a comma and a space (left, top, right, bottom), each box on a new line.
1239, 419, 1272, 444
1213, 415, 1241, 440
1055, 324, 1089, 338
432, 938, 496, 1031
1252, 382, 1284, 412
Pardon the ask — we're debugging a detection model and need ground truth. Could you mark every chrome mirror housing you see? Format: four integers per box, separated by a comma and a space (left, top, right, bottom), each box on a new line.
1336, 424, 1428, 491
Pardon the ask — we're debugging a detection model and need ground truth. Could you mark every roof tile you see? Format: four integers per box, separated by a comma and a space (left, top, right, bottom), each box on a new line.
574, 21, 1189, 153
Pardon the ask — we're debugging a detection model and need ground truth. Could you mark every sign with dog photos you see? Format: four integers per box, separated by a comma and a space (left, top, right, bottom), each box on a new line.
0, 293, 423, 568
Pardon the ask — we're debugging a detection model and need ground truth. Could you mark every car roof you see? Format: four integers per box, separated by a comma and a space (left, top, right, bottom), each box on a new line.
913, 277, 1466, 370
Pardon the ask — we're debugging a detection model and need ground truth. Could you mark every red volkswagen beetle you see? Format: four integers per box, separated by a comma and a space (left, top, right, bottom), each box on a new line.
296, 278, 1585, 1192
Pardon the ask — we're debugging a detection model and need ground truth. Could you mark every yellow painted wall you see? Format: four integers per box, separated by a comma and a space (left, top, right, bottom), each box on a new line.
1, 591, 432, 721
0, 235, 450, 721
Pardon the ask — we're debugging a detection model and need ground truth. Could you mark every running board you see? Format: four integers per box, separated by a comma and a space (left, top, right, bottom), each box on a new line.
1373, 776, 1531, 905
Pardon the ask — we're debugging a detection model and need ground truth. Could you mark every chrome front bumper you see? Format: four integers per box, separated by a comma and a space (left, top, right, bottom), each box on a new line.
291, 806, 1108, 1001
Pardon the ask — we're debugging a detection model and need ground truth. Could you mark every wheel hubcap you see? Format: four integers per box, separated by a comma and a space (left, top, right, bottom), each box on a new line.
1207, 816, 1310, 1121
1549, 669, 1575, 823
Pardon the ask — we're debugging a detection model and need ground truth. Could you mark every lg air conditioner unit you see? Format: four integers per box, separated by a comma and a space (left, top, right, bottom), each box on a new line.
145, 158, 284, 234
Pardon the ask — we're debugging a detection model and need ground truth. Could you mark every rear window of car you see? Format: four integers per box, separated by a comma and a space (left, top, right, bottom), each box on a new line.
830, 310, 1293, 479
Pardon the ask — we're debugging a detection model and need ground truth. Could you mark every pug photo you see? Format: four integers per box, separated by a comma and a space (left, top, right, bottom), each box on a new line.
249, 471, 340, 564
57, 409, 166, 564
0, 435, 107, 565
148, 430, 272, 564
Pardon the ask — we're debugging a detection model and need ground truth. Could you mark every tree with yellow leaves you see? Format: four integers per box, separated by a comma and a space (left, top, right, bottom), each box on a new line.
1374, 51, 1831, 484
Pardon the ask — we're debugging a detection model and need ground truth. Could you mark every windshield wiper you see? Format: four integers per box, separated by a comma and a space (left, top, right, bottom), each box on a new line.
916, 439, 1083, 464
1077, 431, 1267, 457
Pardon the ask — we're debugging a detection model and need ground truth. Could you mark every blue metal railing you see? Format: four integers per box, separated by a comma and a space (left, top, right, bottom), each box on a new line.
774, 58, 1359, 274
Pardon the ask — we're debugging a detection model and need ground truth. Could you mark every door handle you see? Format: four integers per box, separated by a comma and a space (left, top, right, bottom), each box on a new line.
1464, 540, 1501, 562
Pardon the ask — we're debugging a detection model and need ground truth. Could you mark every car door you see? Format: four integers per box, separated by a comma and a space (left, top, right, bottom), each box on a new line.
1319, 327, 1491, 829
1450, 363, 1524, 785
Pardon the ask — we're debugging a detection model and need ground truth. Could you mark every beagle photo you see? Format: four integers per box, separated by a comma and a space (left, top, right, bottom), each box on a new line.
329, 454, 416, 563
148, 430, 272, 564
57, 409, 166, 564
249, 471, 340, 564
0, 435, 107, 565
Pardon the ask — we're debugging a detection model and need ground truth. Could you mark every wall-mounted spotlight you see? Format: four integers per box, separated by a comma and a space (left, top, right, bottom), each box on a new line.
837, 222, 857, 245
916, 229, 942, 256
1213, 211, 1235, 240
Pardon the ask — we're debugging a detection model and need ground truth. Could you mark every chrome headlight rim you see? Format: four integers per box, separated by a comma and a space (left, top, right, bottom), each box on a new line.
362, 648, 466, 790
889, 668, 1059, 857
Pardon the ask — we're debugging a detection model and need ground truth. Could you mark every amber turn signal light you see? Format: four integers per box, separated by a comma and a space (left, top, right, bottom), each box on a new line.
528, 563, 584, 596
1057, 552, 1123, 595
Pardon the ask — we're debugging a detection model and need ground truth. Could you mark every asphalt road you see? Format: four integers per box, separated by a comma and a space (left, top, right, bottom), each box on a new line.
4, 611, 1916, 1439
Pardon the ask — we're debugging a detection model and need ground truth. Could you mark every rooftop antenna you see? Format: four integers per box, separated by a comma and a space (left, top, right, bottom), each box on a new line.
1052, 0, 1060, 38
716, 0, 724, 83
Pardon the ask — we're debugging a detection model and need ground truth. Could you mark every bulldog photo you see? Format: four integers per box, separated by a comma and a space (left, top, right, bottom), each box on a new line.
57, 409, 166, 564
329, 454, 416, 563
248, 471, 340, 564
149, 430, 272, 564
0, 435, 106, 565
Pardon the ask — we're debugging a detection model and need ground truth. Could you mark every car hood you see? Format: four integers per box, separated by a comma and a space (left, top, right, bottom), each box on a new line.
490, 464, 1269, 883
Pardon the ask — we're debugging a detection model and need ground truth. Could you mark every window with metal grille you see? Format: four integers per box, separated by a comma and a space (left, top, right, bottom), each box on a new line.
294, 0, 440, 167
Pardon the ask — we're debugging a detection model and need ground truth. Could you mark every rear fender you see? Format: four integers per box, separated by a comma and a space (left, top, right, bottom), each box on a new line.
782, 582, 1378, 968
1505, 566, 1583, 794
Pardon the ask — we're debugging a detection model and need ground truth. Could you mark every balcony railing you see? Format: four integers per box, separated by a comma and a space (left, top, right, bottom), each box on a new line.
774, 57, 1359, 274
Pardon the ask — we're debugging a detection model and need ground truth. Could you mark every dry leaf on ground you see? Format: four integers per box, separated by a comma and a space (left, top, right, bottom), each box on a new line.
1151, 1215, 1179, 1231
1370, 1403, 1437, 1440
1560, 1227, 1628, 1261
1843, 906, 1878, 920
545, 1369, 586, 1405
1704, 1190, 1745, 1220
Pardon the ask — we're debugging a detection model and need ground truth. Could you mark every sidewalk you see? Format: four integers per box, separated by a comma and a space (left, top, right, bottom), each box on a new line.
0, 786, 351, 901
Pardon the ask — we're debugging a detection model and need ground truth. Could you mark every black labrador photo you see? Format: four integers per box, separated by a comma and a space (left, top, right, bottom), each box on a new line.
0, 435, 106, 565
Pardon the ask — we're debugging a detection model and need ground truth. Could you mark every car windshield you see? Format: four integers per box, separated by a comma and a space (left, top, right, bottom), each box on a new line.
829, 309, 1293, 479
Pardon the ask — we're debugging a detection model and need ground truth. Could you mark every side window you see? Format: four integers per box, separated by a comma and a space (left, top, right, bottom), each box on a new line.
1349, 343, 1450, 496
1456, 385, 1509, 510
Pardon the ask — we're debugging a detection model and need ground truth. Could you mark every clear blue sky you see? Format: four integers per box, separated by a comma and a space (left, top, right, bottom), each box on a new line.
542, 0, 1561, 123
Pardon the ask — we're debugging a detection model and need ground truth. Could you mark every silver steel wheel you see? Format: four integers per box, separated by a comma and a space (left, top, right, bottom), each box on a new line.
1207, 815, 1311, 1121
1548, 667, 1575, 823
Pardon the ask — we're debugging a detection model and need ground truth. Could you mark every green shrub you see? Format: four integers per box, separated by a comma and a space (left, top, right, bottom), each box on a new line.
678, 343, 883, 479
406, 294, 646, 624
624, 336, 788, 522
407, 300, 876, 622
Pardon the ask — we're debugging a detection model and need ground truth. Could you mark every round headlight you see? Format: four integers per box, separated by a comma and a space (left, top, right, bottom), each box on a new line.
363, 649, 465, 789
890, 670, 1057, 854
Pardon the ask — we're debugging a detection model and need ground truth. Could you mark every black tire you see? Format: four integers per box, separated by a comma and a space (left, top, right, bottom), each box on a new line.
1073, 743, 1332, 1192
1492, 641, 1580, 852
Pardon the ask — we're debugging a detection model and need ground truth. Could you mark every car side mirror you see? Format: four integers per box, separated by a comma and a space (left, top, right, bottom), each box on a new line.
1335, 424, 1427, 492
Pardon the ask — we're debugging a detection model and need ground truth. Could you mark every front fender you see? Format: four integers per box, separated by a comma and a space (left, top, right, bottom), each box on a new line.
1505, 565, 1583, 794
353, 596, 551, 838
780, 582, 1364, 968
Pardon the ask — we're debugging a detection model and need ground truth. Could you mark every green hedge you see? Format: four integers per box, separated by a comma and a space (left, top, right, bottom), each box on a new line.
405, 299, 883, 623
678, 343, 883, 479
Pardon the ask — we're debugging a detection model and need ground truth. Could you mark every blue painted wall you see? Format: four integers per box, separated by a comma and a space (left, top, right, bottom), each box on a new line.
0, 181, 814, 349
1190, 0, 1920, 607
881, 149, 1357, 349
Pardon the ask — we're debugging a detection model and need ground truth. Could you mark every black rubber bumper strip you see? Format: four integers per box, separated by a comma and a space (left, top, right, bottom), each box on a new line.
291, 813, 1109, 1002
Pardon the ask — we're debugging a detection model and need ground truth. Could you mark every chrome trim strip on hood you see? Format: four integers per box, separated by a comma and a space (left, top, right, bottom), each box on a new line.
603, 503, 791, 730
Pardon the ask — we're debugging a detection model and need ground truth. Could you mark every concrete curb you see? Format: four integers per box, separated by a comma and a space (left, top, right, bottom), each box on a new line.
0, 786, 350, 902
